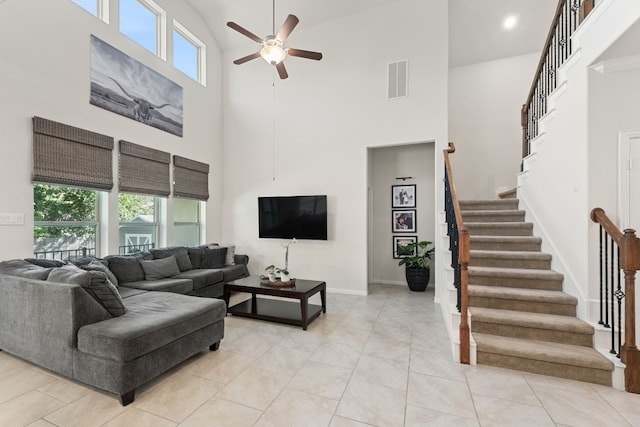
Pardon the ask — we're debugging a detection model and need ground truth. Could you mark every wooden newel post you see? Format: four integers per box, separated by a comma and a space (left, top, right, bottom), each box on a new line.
621, 229, 640, 393
459, 229, 470, 364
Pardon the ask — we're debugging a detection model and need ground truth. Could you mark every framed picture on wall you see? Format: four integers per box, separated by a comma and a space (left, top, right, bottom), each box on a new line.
393, 236, 417, 259
392, 184, 416, 208
392, 209, 416, 233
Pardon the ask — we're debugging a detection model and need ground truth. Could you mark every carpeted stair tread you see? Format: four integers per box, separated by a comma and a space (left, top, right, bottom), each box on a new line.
469, 266, 563, 281
470, 250, 551, 261
470, 307, 593, 335
469, 236, 542, 251
462, 210, 526, 223
465, 222, 534, 236
473, 333, 614, 372
468, 285, 577, 305
460, 199, 519, 210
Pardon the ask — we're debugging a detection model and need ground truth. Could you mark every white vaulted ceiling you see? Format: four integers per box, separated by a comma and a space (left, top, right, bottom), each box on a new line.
185, 0, 558, 67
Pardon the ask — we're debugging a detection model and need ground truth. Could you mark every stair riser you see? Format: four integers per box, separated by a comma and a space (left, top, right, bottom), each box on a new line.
469, 240, 542, 252
468, 275, 563, 291
471, 321, 593, 347
470, 257, 551, 270
476, 352, 612, 386
469, 296, 576, 316
466, 225, 533, 236
462, 213, 526, 223
460, 201, 519, 211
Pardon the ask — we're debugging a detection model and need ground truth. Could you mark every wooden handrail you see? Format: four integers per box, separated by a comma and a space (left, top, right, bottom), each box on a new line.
521, 0, 595, 161
444, 142, 470, 364
591, 208, 623, 245
591, 207, 640, 393
523, 0, 568, 113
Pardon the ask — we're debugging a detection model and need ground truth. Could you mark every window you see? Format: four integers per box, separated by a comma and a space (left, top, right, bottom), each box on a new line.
119, 0, 166, 59
173, 198, 202, 246
173, 20, 206, 85
119, 193, 160, 253
71, 0, 109, 23
33, 184, 99, 259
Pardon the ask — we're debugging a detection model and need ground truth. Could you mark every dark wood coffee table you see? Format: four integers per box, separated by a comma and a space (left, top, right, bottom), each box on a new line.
223, 276, 326, 330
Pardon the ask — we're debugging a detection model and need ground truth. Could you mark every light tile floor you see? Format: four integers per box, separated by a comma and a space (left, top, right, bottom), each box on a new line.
2, 284, 640, 426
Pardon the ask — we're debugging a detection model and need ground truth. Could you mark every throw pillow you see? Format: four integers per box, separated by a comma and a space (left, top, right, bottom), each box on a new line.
187, 247, 204, 269
104, 254, 146, 284
150, 247, 193, 272
81, 260, 119, 287
0, 259, 53, 280
201, 246, 227, 269
25, 258, 67, 268
223, 245, 236, 265
48, 264, 125, 317
140, 255, 181, 280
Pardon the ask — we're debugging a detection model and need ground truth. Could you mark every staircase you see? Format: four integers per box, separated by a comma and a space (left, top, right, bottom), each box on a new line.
460, 199, 614, 385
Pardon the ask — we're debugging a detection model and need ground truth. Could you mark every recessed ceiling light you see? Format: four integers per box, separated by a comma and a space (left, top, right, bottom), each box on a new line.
503, 15, 518, 30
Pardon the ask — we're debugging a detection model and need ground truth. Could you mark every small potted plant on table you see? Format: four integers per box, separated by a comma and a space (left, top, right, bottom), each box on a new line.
265, 265, 277, 282
398, 240, 435, 291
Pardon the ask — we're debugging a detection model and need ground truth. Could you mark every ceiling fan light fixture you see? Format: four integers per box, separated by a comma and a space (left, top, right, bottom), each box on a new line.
260, 37, 286, 65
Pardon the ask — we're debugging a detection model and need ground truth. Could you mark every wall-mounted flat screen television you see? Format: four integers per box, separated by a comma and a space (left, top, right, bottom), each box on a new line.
258, 195, 328, 240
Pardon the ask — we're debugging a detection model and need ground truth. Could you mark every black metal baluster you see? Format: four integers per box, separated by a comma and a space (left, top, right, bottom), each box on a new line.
610, 237, 616, 354
604, 233, 610, 328
616, 246, 624, 357
599, 225, 604, 325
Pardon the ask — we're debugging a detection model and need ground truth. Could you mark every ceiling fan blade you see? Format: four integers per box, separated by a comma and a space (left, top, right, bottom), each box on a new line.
276, 62, 289, 79
276, 14, 299, 42
227, 21, 263, 43
287, 48, 323, 61
233, 52, 261, 65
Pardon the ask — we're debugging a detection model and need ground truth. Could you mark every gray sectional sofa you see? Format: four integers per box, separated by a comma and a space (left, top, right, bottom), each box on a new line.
0, 244, 249, 406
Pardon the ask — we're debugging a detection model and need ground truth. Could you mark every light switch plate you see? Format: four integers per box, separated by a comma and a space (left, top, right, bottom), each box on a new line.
0, 213, 24, 225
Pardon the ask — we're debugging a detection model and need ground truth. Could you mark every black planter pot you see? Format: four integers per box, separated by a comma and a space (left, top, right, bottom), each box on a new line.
405, 266, 430, 292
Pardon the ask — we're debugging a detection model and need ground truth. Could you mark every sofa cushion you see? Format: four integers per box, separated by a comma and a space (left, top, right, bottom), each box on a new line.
172, 269, 223, 290
25, 258, 67, 268
104, 254, 146, 284
220, 264, 249, 283
77, 292, 226, 362
0, 259, 53, 280
151, 247, 192, 272
80, 259, 119, 287
119, 278, 193, 294
118, 286, 148, 299
187, 247, 204, 269
201, 246, 227, 269
140, 255, 181, 280
48, 264, 126, 317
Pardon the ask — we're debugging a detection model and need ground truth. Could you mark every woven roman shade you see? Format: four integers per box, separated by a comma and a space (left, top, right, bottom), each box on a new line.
32, 116, 114, 190
119, 140, 171, 196
173, 155, 209, 201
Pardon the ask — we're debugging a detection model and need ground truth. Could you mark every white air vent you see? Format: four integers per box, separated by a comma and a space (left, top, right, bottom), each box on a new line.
388, 60, 408, 99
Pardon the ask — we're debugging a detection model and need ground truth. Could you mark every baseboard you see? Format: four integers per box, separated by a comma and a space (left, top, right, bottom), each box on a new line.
326, 287, 367, 296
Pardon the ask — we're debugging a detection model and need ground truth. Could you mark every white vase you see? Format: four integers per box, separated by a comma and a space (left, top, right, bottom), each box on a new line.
280, 272, 290, 282
268, 273, 276, 282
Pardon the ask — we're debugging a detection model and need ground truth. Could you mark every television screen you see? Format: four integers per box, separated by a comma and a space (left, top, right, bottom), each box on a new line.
258, 195, 328, 240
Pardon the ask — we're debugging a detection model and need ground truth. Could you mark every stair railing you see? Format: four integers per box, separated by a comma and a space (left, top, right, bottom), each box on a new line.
521, 0, 594, 164
444, 142, 470, 364
591, 208, 640, 393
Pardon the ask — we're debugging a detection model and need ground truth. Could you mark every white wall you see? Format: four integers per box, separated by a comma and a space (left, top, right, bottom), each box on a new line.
221, 0, 448, 295
449, 53, 539, 200
0, 0, 223, 259
518, 0, 640, 321
369, 143, 436, 286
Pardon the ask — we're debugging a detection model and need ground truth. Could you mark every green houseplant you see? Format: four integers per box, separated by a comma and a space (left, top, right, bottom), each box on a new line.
398, 240, 435, 291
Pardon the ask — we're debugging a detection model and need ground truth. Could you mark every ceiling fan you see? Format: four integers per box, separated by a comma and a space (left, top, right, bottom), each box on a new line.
226, 2, 323, 79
